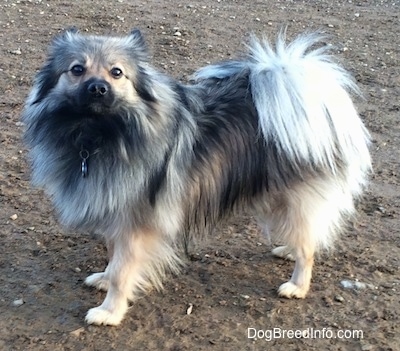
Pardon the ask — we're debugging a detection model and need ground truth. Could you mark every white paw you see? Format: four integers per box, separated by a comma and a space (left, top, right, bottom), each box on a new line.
272, 246, 295, 261
85, 306, 124, 326
278, 281, 308, 299
85, 272, 109, 291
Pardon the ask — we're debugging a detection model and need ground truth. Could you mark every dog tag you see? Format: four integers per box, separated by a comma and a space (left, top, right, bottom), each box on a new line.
79, 149, 89, 178
81, 159, 88, 178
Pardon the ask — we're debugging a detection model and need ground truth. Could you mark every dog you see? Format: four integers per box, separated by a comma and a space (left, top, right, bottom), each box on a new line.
22, 28, 371, 326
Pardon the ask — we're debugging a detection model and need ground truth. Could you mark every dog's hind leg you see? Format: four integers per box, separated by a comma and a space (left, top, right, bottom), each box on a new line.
274, 206, 316, 299
277, 242, 315, 299
270, 180, 344, 299
85, 228, 180, 326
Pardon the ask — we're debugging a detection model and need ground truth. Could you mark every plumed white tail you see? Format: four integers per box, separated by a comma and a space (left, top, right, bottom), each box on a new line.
195, 32, 371, 196
249, 33, 371, 181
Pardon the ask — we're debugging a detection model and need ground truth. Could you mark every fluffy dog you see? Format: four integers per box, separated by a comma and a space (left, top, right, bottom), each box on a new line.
22, 28, 371, 326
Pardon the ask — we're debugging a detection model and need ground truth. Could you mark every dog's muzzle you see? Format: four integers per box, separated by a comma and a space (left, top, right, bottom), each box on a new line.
78, 78, 115, 112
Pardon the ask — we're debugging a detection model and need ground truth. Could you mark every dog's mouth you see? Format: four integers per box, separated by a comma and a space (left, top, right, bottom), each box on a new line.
84, 101, 112, 115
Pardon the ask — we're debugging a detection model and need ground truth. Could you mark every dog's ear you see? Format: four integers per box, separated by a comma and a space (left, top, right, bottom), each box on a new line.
128, 28, 149, 62
130, 28, 145, 46
31, 27, 80, 105
129, 29, 147, 51
49, 26, 79, 49
63, 26, 79, 35
55, 26, 79, 41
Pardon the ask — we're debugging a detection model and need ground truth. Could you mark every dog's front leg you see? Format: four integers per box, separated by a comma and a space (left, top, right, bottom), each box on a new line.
85, 227, 178, 326
85, 232, 138, 326
85, 239, 114, 292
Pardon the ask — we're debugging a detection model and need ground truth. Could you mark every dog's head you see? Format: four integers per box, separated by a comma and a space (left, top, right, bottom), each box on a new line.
30, 28, 156, 114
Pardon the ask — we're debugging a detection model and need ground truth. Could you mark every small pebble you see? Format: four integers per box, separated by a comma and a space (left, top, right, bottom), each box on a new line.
341, 279, 373, 290
323, 296, 333, 306
12, 299, 24, 307
70, 327, 85, 337
186, 303, 193, 315
335, 295, 345, 302
10, 214, 18, 221
341, 280, 355, 289
10, 48, 22, 55
377, 206, 386, 214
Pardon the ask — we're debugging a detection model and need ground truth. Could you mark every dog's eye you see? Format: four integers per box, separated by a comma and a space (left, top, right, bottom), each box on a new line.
110, 67, 123, 79
70, 64, 85, 76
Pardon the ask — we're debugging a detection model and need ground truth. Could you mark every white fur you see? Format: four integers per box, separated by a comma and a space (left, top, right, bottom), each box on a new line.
272, 246, 295, 261
249, 33, 371, 175
267, 177, 355, 297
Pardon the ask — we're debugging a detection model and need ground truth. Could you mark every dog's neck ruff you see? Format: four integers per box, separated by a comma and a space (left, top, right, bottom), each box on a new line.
79, 148, 89, 178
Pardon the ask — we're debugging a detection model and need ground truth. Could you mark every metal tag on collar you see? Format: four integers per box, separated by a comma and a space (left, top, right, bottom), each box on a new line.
79, 149, 90, 178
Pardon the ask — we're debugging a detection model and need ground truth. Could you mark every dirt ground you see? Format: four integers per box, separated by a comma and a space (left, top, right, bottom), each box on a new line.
0, 0, 399, 350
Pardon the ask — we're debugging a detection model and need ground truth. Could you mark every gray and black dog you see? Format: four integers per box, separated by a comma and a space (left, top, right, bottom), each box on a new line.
22, 28, 371, 325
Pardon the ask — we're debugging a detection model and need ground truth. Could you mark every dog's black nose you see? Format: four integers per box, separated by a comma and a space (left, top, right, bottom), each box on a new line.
87, 81, 109, 97
80, 79, 114, 112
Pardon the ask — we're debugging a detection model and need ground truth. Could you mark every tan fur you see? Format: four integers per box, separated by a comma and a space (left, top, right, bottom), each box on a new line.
85, 228, 181, 325
54, 58, 141, 105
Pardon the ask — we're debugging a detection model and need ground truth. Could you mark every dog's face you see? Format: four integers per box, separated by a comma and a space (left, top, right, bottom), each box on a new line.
57, 55, 134, 113
31, 28, 155, 114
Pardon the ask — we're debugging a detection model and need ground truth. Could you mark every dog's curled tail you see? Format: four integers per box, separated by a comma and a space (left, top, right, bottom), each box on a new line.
249, 33, 370, 177
195, 33, 371, 192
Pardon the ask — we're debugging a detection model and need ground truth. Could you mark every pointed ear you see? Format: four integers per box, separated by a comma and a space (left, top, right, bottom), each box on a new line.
130, 28, 145, 45
64, 26, 79, 34
56, 26, 79, 41
129, 28, 147, 51
51, 26, 79, 48
128, 28, 149, 61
